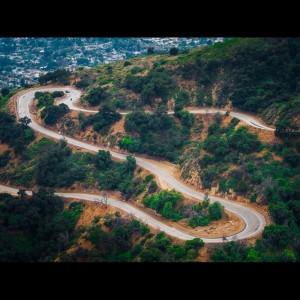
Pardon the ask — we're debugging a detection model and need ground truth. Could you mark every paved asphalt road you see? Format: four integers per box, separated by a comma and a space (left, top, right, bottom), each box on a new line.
14, 87, 267, 243
58, 89, 275, 131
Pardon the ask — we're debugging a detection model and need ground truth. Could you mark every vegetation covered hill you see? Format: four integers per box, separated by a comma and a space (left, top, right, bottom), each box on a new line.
2, 38, 300, 262
68, 38, 300, 129
0, 191, 204, 262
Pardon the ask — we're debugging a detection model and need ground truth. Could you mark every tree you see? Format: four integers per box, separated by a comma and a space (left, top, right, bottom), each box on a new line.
95, 150, 112, 170
0, 150, 10, 168
203, 193, 210, 207
262, 224, 291, 249
177, 111, 195, 128
281, 249, 296, 262
208, 202, 224, 220
269, 202, 290, 224
246, 248, 262, 262
123, 61, 132, 67
125, 155, 136, 172
185, 238, 204, 251
169, 47, 179, 56
1, 87, 9, 97
41, 103, 70, 125
85, 87, 107, 106
147, 47, 154, 55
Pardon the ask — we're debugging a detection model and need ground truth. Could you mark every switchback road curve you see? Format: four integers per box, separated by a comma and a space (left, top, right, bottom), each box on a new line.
14, 87, 267, 243
57, 88, 275, 131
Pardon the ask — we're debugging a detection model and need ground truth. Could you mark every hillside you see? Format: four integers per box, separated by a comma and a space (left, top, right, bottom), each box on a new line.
71, 37, 300, 130
1, 38, 300, 262
0, 191, 205, 262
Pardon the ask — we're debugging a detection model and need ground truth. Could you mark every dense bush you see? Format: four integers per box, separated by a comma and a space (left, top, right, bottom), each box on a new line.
61, 214, 205, 262
41, 103, 70, 125
0, 112, 35, 154
124, 67, 174, 105
123, 61, 132, 67
0, 150, 10, 168
75, 78, 90, 89
85, 87, 107, 106
38, 69, 71, 85
3, 138, 147, 200
35, 91, 64, 109
187, 194, 224, 227
121, 108, 189, 161
79, 104, 121, 134
0, 190, 84, 261
143, 190, 183, 221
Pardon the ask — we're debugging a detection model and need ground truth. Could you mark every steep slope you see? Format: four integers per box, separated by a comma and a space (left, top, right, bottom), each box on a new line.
68, 38, 300, 130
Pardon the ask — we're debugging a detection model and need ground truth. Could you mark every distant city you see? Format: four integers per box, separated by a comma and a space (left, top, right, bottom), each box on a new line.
0, 37, 224, 88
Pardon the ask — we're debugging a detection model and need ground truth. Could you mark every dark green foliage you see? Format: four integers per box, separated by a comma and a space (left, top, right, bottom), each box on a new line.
113, 99, 126, 109
176, 111, 195, 128
97, 155, 137, 200
185, 238, 204, 251
212, 223, 297, 262
211, 242, 248, 262
296, 139, 300, 152
169, 47, 179, 56
124, 67, 174, 105
181, 38, 300, 128
123, 61, 132, 67
87, 217, 150, 262
119, 136, 142, 153
52, 91, 64, 98
186, 193, 224, 228
122, 108, 189, 161
208, 202, 224, 220
0, 150, 10, 168
41, 103, 70, 125
147, 47, 154, 55
95, 150, 112, 170
130, 66, 142, 75
199, 154, 214, 168
1, 87, 9, 97
201, 167, 218, 189
4, 138, 144, 199
269, 202, 290, 224
174, 90, 190, 113
262, 224, 291, 249
0, 190, 83, 261
79, 104, 121, 134
35, 91, 64, 108
85, 87, 107, 106
36, 139, 72, 187
142, 190, 183, 221
38, 69, 71, 85
75, 78, 90, 89
228, 126, 261, 154
281, 249, 296, 262
0, 111, 35, 154
148, 180, 158, 194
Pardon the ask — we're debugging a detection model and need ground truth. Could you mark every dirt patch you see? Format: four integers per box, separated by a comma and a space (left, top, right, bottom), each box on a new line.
197, 246, 210, 262
248, 125, 276, 144
211, 82, 219, 101
111, 115, 125, 134
62, 197, 127, 229
0, 144, 10, 153
180, 210, 243, 238
221, 115, 234, 127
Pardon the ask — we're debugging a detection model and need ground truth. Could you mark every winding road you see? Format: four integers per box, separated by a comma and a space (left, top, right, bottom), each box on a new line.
57, 89, 275, 131
6, 87, 270, 243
